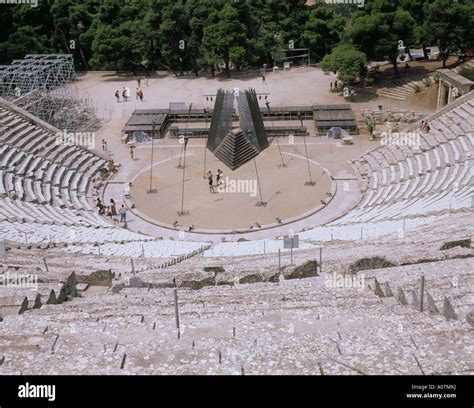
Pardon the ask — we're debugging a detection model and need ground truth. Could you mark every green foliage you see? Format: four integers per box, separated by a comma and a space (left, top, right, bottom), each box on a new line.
321, 44, 368, 85
0, 0, 472, 79
458, 66, 474, 82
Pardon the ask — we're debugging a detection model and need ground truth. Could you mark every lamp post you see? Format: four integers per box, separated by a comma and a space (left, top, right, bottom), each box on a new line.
178, 136, 189, 216
203, 108, 208, 179
178, 103, 193, 168
298, 112, 315, 186
147, 119, 158, 193
246, 130, 266, 207
266, 101, 285, 168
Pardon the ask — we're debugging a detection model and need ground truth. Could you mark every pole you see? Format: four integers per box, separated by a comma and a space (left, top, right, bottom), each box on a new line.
420, 274, 425, 312
290, 241, 293, 265
278, 249, 281, 274
299, 112, 314, 186
266, 101, 285, 167
254, 157, 266, 207
203, 108, 208, 178
179, 137, 188, 216
147, 120, 157, 193
178, 103, 193, 168
174, 288, 180, 332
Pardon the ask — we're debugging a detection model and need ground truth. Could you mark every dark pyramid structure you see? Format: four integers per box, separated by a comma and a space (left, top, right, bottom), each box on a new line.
207, 88, 269, 170
214, 128, 261, 170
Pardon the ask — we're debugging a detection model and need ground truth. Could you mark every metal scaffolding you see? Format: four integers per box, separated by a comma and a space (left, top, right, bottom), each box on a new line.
0, 54, 98, 130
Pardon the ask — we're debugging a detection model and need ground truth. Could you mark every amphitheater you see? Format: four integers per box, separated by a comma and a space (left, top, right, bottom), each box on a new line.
0, 67, 473, 375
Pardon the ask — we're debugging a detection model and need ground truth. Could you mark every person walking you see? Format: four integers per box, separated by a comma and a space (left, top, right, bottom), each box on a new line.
262, 72, 266, 84
129, 145, 135, 160
110, 198, 117, 216
115, 90, 120, 103
122, 87, 127, 102
207, 171, 215, 193
138, 89, 144, 101
216, 169, 223, 186
119, 204, 128, 223
101, 139, 107, 152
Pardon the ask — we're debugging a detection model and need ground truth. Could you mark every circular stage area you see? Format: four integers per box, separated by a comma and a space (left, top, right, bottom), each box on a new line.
129, 145, 333, 233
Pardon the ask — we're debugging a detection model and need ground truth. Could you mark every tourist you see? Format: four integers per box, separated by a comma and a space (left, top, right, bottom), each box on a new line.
262, 73, 266, 84
119, 204, 128, 223
122, 87, 127, 102
115, 90, 120, 103
420, 120, 429, 132
330, 82, 333, 92
110, 198, 117, 216
138, 89, 144, 102
334, 79, 338, 91
98, 203, 105, 215
136, 88, 140, 100
425, 122, 431, 133
129, 145, 135, 160
105, 206, 112, 218
216, 169, 223, 186
101, 139, 107, 151
207, 171, 215, 193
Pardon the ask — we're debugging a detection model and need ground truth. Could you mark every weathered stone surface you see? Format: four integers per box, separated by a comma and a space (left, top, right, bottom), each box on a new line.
18, 297, 28, 314
64, 272, 78, 298
349, 257, 396, 273
466, 310, 474, 327
426, 291, 439, 314
285, 260, 318, 280
410, 290, 421, 310
440, 238, 471, 251
76, 283, 89, 291
32, 294, 42, 309
239, 273, 263, 284
373, 278, 385, 297
77, 270, 113, 287
442, 297, 458, 320
47, 290, 57, 305
112, 283, 125, 293
179, 272, 215, 290
397, 287, 408, 305
56, 285, 67, 304
383, 282, 394, 297
203, 266, 225, 273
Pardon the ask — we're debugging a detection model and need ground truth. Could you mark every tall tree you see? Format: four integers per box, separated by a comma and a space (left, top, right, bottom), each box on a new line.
424, 0, 474, 67
350, 0, 415, 77
202, 3, 247, 78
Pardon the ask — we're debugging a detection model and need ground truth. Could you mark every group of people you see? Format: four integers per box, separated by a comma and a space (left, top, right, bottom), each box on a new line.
96, 197, 129, 223
420, 120, 431, 133
206, 169, 223, 193
115, 78, 148, 103
115, 87, 131, 103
